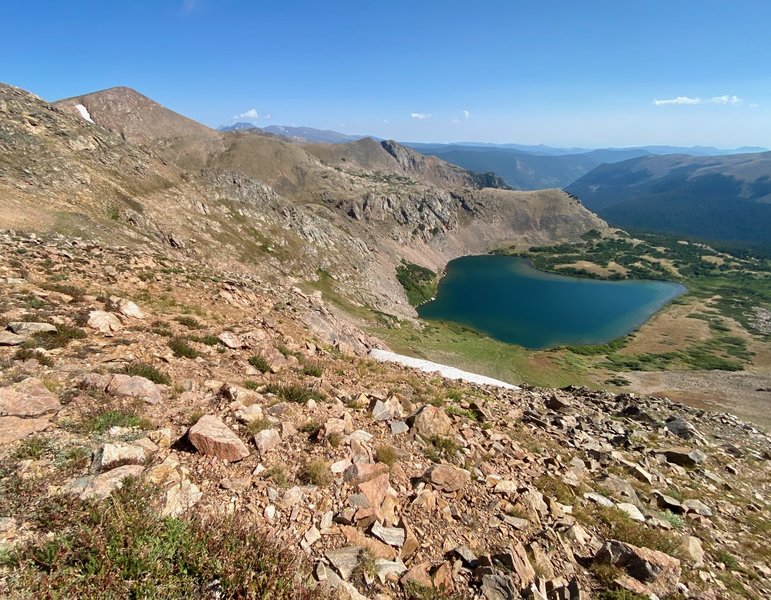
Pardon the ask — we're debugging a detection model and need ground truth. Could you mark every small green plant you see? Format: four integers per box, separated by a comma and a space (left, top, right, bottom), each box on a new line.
186, 410, 206, 426
242, 380, 261, 390
13, 348, 54, 367
75, 409, 152, 434
302, 361, 323, 377
424, 435, 460, 462
327, 431, 343, 448
264, 384, 324, 404
299, 420, 323, 441
27, 324, 87, 350
248, 354, 271, 373
175, 315, 201, 329
168, 337, 200, 359
247, 418, 274, 435
298, 459, 332, 486
119, 363, 171, 385
189, 334, 220, 346
534, 475, 576, 505
716, 549, 739, 569
375, 445, 399, 467
12, 436, 49, 460
266, 465, 289, 487
660, 510, 684, 529
42, 283, 86, 302
445, 405, 478, 421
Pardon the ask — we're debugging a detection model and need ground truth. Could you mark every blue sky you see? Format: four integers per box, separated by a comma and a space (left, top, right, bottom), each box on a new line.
3, 0, 770, 147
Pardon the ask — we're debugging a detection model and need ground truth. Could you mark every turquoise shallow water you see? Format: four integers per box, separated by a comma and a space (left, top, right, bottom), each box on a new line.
417, 255, 686, 349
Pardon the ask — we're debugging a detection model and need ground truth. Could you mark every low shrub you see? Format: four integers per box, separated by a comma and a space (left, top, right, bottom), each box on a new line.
119, 363, 171, 385
168, 338, 200, 359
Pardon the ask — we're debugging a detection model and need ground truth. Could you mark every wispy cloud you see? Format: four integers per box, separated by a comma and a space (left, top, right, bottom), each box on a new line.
462, 109, 470, 119
653, 95, 741, 106
233, 108, 270, 121
410, 112, 431, 120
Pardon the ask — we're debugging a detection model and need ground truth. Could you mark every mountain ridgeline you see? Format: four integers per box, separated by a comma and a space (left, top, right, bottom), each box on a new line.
0, 83, 604, 321
566, 153, 771, 253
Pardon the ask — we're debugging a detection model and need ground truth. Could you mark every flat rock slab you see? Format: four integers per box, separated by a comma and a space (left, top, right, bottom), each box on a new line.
87, 310, 123, 334
66, 464, 146, 500
662, 447, 707, 467
98, 442, 147, 472
427, 464, 471, 493
0, 377, 61, 417
7, 321, 56, 335
109, 297, 144, 319
107, 374, 162, 405
188, 415, 250, 462
370, 521, 405, 547
0, 331, 25, 346
0, 416, 51, 444
326, 546, 362, 580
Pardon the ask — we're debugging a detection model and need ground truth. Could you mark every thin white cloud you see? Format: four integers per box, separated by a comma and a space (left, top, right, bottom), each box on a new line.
451, 118, 461, 124
653, 96, 702, 106
462, 109, 470, 119
233, 108, 270, 121
750, 103, 760, 108
410, 112, 432, 120
653, 95, 741, 106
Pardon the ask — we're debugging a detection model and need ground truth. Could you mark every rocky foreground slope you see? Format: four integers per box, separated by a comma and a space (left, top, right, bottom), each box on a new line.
0, 231, 769, 599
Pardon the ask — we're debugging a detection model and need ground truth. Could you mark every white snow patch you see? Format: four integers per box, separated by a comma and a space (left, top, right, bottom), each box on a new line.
75, 104, 94, 123
369, 349, 519, 390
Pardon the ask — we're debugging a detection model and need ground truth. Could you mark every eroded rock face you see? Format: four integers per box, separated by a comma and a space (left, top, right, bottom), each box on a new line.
188, 415, 250, 462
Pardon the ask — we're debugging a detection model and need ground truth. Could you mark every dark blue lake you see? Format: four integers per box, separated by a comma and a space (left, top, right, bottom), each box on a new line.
417, 256, 686, 349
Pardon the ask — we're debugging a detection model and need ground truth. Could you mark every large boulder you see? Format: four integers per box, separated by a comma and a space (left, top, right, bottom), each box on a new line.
427, 463, 470, 493
662, 447, 707, 467
107, 374, 162, 405
410, 405, 454, 437
87, 310, 122, 334
0, 377, 61, 417
594, 540, 681, 597
188, 415, 250, 462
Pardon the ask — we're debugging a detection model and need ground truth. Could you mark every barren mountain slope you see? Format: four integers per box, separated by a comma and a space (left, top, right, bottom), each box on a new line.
4, 83, 607, 319
55, 86, 225, 169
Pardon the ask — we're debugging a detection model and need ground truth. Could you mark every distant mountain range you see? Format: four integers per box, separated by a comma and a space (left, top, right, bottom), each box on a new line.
217, 123, 372, 144
566, 152, 771, 250
406, 143, 770, 191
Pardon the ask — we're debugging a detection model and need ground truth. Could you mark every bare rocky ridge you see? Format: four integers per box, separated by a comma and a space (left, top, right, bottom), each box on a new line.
0, 231, 769, 598
8, 82, 604, 317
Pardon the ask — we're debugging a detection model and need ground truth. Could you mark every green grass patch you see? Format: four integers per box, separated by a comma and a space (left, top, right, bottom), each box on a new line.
168, 338, 200, 359
264, 384, 324, 404
119, 363, 171, 386
396, 260, 438, 306
248, 354, 270, 373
